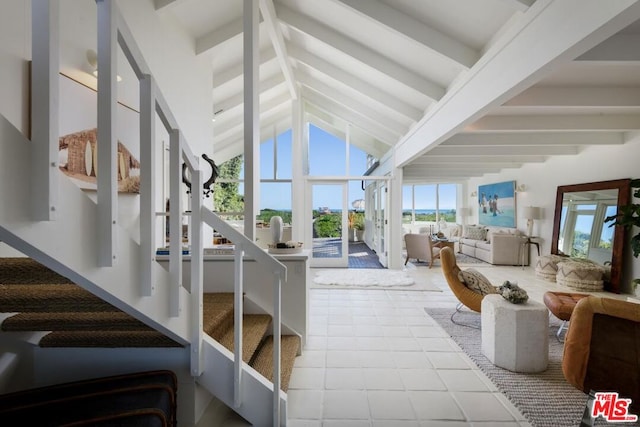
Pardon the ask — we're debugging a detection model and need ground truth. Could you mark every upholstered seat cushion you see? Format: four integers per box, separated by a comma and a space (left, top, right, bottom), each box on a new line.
543, 291, 589, 321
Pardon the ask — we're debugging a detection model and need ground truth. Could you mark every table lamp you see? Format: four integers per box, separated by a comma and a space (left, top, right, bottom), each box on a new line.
523, 206, 542, 237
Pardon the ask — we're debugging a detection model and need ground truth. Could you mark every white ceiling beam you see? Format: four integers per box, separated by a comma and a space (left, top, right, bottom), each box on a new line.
408, 161, 526, 169
258, 0, 298, 99
297, 73, 410, 136
154, 0, 188, 12
334, 0, 477, 69
214, 95, 291, 139
214, 74, 286, 118
411, 155, 547, 164
196, 18, 265, 55
213, 48, 277, 88
504, 86, 640, 107
443, 132, 624, 146
302, 87, 400, 145
289, 45, 424, 121
403, 168, 502, 178
426, 145, 578, 157
496, 0, 535, 12
394, 0, 640, 167
576, 34, 640, 61
468, 114, 640, 132
276, 4, 445, 101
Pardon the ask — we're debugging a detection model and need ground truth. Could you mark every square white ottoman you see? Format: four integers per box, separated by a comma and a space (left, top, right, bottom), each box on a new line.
481, 294, 549, 373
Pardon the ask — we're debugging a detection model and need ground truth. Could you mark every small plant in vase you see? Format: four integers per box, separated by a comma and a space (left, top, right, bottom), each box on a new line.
605, 178, 640, 295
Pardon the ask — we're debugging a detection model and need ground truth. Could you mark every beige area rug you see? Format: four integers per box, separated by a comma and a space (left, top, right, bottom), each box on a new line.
311, 268, 441, 291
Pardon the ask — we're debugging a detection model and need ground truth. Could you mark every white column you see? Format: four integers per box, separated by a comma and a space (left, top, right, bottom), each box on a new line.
243, 0, 259, 241
388, 166, 404, 269
96, 0, 118, 266
291, 96, 305, 242
31, 0, 59, 221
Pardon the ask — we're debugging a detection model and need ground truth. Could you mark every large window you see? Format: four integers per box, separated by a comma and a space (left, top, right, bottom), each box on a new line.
402, 184, 457, 225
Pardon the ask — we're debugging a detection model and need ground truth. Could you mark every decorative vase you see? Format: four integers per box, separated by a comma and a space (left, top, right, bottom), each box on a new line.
270, 216, 284, 244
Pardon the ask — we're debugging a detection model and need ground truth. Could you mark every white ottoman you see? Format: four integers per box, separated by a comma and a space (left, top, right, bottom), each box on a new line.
481, 294, 549, 373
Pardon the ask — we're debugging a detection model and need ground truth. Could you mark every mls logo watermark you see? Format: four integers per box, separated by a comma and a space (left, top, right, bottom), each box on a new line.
581, 391, 638, 425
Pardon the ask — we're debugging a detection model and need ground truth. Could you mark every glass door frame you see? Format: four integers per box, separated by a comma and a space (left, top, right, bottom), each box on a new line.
307, 180, 349, 268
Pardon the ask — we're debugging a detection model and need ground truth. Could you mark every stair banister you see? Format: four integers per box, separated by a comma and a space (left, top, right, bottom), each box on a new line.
189, 165, 204, 376
30, 0, 59, 222
234, 242, 244, 408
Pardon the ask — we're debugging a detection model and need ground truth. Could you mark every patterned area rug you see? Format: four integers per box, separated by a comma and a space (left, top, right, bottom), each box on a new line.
423, 308, 634, 427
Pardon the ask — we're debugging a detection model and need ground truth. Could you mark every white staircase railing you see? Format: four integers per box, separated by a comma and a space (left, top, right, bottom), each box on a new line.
27, 0, 289, 424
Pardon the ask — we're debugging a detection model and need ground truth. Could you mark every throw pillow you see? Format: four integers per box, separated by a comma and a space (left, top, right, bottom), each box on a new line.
498, 281, 529, 304
463, 226, 487, 241
458, 269, 498, 295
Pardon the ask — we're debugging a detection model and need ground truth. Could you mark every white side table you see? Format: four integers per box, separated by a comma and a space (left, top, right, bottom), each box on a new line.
481, 294, 549, 373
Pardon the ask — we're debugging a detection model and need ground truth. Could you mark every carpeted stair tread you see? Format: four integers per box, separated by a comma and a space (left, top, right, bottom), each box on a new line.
39, 330, 182, 348
0, 284, 118, 312
250, 335, 301, 392
218, 314, 272, 363
0, 258, 73, 284
203, 293, 235, 339
1, 312, 151, 332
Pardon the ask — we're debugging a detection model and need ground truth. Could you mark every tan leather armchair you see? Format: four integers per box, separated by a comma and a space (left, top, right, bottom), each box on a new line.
404, 233, 441, 268
562, 296, 640, 415
440, 247, 484, 313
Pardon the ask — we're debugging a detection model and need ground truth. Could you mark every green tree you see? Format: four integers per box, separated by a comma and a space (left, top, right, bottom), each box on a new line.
213, 155, 244, 216
314, 214, 342, 238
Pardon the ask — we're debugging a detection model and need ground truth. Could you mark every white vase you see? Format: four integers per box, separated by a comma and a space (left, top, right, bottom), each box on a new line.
270, 216, 283, 244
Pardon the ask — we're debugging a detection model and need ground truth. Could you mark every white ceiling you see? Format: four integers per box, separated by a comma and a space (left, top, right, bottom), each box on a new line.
155, 0, 640, 182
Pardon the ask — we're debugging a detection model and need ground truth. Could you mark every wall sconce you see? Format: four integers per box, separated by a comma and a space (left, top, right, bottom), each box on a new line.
523, 206, 542, 237
516, 184, 526, 193
470, 191, 477, 198
86, 49, 122, 82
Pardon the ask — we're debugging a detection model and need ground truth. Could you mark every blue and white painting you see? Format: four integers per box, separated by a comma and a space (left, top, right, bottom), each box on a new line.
478, 181, 516, 228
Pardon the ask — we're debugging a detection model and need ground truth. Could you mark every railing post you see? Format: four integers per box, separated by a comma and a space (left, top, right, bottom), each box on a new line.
190, 165, 203, 374
169, 129, 183, 317
234, 243, 244, 408
272, 272, 282, 427
140, 74, 156, 296
96, 0, 118, 267
30, 0, 59, 222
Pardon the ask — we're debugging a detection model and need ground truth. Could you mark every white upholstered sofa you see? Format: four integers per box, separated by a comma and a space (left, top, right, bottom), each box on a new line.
452, 225, 528, 266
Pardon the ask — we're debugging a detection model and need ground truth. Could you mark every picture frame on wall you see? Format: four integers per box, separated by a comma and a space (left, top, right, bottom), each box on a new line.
478, 180, 516, 228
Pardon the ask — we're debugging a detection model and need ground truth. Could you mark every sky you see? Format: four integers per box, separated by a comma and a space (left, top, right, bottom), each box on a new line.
237, 123, 457, 211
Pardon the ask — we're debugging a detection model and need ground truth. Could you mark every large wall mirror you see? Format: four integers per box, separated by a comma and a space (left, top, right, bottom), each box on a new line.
551, 179, 631, 293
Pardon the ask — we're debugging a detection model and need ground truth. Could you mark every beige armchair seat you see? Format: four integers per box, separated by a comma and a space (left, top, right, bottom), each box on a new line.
404, 234, 441, 268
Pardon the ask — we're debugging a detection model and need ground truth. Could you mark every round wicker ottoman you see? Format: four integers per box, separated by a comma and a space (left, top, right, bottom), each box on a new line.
535, 254, 568, 282
555, 261, 605, 291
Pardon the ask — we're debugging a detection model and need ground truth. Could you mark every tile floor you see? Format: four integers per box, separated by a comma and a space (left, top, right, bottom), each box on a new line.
202, 262, 638, 426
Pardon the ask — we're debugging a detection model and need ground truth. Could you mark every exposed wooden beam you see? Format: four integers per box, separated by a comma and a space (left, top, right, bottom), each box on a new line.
297, 73, 411, 135
395, 0, 640, 167
259, 0, 298, 99
276, 3, 445, 101
214, 74, 286, 119
426, 145, 578, 157
496, 0, 535, 12
411, 155, 547, 164
290, 45, 424, 122
216, 95, 291, 140
504, 86, 640, 107
154, 0, 188, 12
335, 0, 477, 68
442, 132, 624, 146
213, 48, 277, 88
467, 114, 640, 132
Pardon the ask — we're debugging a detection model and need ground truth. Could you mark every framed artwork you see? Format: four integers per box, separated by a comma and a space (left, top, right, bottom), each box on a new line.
57, 74, 140, 193
478, 180, 516, 228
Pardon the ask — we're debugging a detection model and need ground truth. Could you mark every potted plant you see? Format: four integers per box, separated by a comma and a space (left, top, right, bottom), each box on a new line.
605, 179, 640, 295
348, 211, 365, 242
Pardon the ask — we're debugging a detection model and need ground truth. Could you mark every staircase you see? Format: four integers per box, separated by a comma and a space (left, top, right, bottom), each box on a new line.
0, 258, 300, 387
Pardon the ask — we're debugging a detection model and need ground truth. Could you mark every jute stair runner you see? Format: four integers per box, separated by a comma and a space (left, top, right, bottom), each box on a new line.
0, 257, 300, 391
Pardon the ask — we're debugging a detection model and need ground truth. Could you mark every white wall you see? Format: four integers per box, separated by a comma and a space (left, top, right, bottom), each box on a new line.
0, 0, 212, 256
467, 135, 640, 294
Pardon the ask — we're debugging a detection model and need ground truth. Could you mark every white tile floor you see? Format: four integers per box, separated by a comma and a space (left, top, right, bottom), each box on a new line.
201, 262, 638, 426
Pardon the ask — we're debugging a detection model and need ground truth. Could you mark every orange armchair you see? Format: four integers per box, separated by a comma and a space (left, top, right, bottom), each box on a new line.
440, 246, 484, 313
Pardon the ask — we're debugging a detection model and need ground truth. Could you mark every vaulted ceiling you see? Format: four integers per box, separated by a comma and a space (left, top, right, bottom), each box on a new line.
155, 0, 640, 183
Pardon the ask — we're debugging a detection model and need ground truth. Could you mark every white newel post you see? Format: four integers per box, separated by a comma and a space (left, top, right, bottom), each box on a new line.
140, 75, 156, 296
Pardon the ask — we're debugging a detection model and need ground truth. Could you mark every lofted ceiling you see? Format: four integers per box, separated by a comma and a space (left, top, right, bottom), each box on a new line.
155, 0, 640, 183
